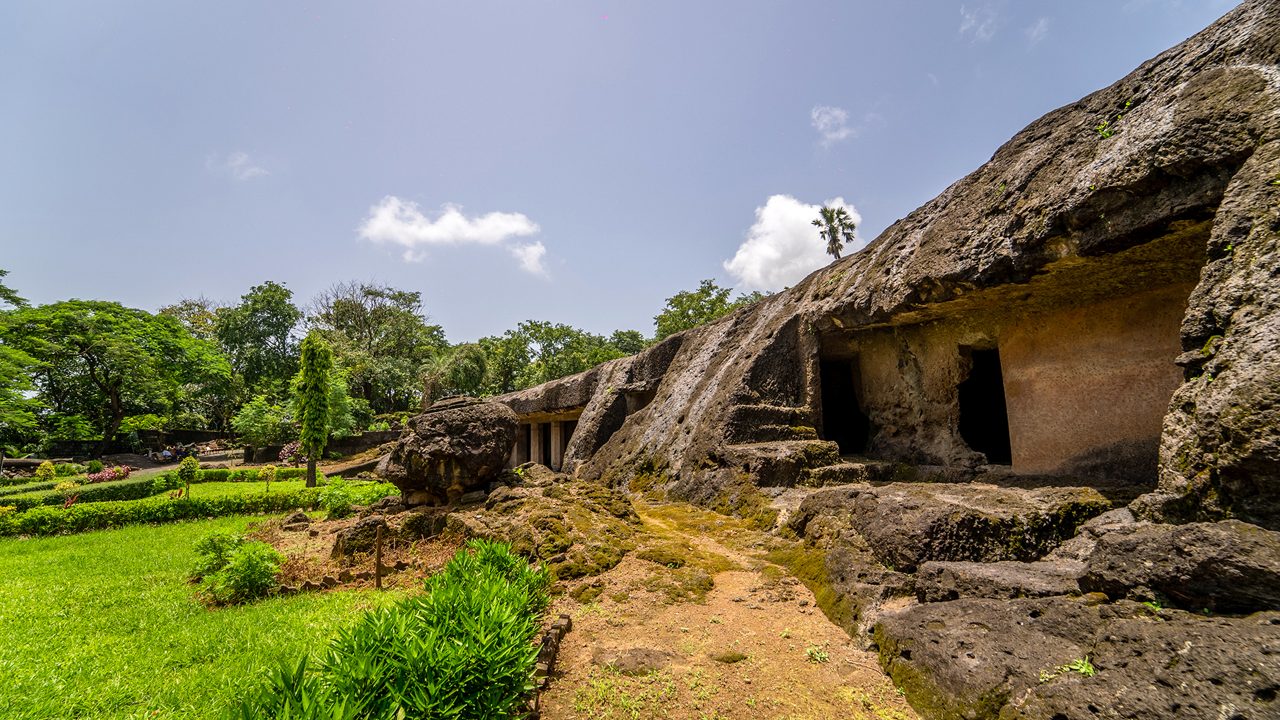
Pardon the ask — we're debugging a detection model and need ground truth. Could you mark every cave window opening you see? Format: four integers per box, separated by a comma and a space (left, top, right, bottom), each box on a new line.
819, 359, 871, 455
957, 346, 1013, 465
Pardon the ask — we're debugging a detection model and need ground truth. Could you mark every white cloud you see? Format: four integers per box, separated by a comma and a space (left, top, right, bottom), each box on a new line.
723, 195, 864, 292
959, 4, 999, 42
810, 105, 855, 145
509, 241, 547, 276
358, 196, 546, 274
1024, 17, 1050, 45
209, 151, 269, 180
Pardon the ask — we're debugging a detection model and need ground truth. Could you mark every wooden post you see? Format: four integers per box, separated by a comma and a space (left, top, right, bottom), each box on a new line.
374, 524, 383, 590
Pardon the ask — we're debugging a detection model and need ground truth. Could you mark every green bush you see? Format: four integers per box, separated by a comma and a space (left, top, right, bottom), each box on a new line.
35, 461, 56, 483
229, 540, 549, 720
318, 477, 354, 519
54, 463, 85, 477
178, 456, 200, 487
86, 460, 104, 474
0, 483, 398, 537
192, 533, 284, 605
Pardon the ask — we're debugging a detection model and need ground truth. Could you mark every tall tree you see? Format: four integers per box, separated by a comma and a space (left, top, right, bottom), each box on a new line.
214, 281, 302, 399
0, 270, 37, 454
307, 282, 447, 413
609, 329, 648, 356
812, 205, 858, 260
2, 301, 229, 455
295, 332, 332, 488
653, 279, 763, 340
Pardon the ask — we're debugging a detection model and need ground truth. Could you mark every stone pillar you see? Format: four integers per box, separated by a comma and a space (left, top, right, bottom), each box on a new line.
550, 421, 564, 471
530, 422, 544, 465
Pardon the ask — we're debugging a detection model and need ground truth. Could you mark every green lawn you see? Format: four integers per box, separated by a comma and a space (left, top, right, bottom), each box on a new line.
181, 479, 308, 498
0, 516, 410, 719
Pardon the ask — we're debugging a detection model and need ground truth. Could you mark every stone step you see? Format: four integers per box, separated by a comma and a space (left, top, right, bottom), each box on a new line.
803, 460, 975, 487
723, 404, 816, 444
714, 440, 841, 487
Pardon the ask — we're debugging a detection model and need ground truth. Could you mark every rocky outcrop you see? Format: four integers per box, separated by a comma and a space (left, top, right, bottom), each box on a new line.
915, 560, 1083, 603
1079, 519, 1280, 613
377, 397, 518, 506
789, 482, 1111, 572
486, 1, 1280, 532
874, 597, 1280, 720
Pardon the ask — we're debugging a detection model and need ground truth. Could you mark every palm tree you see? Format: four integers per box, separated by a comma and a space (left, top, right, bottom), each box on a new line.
812, 206, 858, 260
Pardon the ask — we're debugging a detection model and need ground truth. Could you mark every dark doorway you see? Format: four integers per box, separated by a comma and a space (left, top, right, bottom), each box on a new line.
820, 360, 870, 455
563, 420, 578, 446
957, 347, 1012, 465
519, 424, 531, 463
540, 423, 552, 467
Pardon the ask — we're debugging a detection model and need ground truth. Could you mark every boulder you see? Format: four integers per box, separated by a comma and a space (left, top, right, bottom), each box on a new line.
1079, 519, 1280, 613
874, 597, 1280, 720
331, 515, 387, 559
377, 397, 518, 506
790, 482, 1111, 572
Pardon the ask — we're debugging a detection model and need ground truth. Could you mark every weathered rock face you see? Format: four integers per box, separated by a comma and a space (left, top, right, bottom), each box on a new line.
790, 482, 1112, 572
1079, 519, 1280, 613
377, 397, 518, 506
874, 597, 1280, 720
491, 0, 1280, 531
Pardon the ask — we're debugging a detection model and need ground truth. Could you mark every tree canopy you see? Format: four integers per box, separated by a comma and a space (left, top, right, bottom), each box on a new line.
2, 301, 229, 452
653, 279, 766, 340
214, 281, 302, 399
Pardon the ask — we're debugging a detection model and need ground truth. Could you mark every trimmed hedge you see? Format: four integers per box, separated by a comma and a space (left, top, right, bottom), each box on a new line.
4, 475, 160, 512
5, 467, 321, 512
0, 482, 398, 537
0, 479, 64, 497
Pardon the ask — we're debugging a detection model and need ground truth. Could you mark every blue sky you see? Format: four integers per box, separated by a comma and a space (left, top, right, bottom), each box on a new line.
0, 1, 1237, 341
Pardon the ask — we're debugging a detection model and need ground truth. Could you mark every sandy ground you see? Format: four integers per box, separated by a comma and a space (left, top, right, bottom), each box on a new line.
535, 503, 918, 720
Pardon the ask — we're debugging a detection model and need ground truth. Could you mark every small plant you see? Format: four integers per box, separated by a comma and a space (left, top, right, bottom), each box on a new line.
178, 456, 199, 498
1096, 98, 1133, 139
278, 441, 305, 467
34, 461, 56, 483
1039, 656, 1096, 683
191, 532, 284, 606
260, 464, 277, 493
805, 645, 829, 663
62, 494, 78, 509
53, 480, 81, 496
86, 465, 130, 483
1142, 600, 1163, 612
85, 460, 104, 474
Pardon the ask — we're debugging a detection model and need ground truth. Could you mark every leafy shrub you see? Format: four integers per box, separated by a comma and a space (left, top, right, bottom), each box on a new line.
259, 464, 277, 491
53, 480, 80, 496
34, 461, 56, 483
86, 460, 104, 474
278, 441, 305, 467
318, 477, 354, 519
230, 540, 549, 720
178, 456, 200, 491
0, 479, 61, 497
192, 533, 285, 605
87, 465, 130, 484
54, 463, 85, 477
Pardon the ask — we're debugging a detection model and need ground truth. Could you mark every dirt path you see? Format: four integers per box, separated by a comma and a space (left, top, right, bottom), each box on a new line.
537, 502, 917, 720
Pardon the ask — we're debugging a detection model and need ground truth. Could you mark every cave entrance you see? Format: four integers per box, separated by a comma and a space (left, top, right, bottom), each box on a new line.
957, 346, 1012, 465
540, 423, 552, 467
819, 359, 870, 455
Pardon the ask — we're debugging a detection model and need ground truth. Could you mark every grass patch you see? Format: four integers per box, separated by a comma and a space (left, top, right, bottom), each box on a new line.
0, 516, 406, 719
